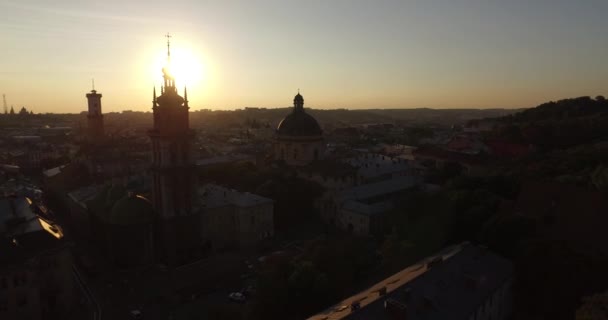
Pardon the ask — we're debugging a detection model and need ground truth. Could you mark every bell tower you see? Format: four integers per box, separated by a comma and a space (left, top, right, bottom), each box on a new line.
86, 81, 104, 142
149, 34, 198, 266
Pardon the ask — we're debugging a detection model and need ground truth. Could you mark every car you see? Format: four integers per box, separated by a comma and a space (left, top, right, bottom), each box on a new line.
228, 292, 246, 303
129, 309, 142, 319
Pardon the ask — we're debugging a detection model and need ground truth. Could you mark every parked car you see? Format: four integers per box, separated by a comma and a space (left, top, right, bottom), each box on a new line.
129, 309, 142, 319
228, 292, 246, 303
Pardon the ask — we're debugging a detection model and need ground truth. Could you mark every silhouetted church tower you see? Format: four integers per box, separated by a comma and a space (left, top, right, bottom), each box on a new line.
149, 34, 198, 266
86, 83, 104, 142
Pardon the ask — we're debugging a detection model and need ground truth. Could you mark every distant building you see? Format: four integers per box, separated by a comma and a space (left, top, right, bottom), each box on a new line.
0, 196, 76, 320
307, 242, 514, 320
198, 184, 274, 250
85, 88, 105, 142
274, 92, 325, 166
320, 176, 420, 236
344, 153, 413, 185
296, 160, 357, 191
413, 146, 488, 176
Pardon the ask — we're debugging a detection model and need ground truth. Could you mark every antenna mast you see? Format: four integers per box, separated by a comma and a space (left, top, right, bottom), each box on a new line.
2, 94, 7, 114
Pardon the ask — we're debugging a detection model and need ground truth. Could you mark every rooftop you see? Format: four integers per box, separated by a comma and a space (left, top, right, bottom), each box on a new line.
344, 154, 410, 179
199, 184, 273, 209
0, 196, 65, 265
307, 242, 513, 320
342, 199, 394, 216
338, 176, 419, 202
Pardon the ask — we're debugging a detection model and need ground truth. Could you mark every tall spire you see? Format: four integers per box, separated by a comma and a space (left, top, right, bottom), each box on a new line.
184, 86, 188, 102
165, 33, 172, 61
92, 78, 95, 91
162, 33, 176, 93
153, 86, 157, 104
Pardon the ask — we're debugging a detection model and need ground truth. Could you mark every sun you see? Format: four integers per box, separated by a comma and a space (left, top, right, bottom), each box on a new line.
152, 45, 206, 89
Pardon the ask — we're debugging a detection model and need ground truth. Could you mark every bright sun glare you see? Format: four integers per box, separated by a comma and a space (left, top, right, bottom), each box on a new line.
152, 46, 205, 89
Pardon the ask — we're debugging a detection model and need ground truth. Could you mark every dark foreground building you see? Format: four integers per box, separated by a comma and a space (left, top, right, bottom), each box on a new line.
308, 242, 513, 320
0, 196, 76, 320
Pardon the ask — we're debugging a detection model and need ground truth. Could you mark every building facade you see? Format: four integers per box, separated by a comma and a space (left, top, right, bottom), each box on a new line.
274, 92, 325, 166
86, 88, 104, 142
199, 184, 274, 250
0, 196, 76, 320
148, 40, 200, 266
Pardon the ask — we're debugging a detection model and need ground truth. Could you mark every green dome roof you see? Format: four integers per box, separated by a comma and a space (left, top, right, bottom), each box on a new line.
108, 194, 155, 225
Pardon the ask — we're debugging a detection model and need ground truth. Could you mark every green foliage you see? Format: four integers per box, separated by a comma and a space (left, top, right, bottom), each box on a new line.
251, 236, 377, 320
491, 96, 608, 150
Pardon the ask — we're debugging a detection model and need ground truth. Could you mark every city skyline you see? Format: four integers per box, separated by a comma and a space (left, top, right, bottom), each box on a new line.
1, 0, 607, 113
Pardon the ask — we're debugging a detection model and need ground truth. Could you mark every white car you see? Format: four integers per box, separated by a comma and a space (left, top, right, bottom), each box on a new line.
228, 292, 246, 303
129, 309, 142, 319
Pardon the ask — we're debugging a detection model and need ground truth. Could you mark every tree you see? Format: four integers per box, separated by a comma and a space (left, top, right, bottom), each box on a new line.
596, 95, 606, 102
9, 106, 14, 115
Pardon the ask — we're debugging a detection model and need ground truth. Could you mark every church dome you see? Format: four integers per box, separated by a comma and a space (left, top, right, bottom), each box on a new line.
108, 194, 155, 226
277, 93, 322, 137
277, 112, 322, 136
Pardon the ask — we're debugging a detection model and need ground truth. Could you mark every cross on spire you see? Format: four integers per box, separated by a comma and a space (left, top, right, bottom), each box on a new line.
165, 33, 172, 59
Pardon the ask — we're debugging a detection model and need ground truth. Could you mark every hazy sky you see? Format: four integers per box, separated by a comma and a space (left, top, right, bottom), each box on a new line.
1, 0, 607, 113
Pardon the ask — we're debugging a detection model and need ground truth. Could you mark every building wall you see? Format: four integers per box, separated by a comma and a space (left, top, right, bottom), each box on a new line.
0, 246, 76, 320
274, 137, 325, 166
468, 277, 513, 320
201, 202, 274, 250
235, 203, 274, 246
298, 171, 355, 191
66, 197, 91, 238
201, 205, 237, 250
338, 208, 370, 236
